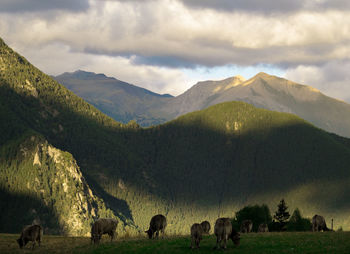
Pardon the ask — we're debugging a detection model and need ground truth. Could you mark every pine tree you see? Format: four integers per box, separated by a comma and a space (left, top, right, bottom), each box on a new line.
274, 199, 290, 230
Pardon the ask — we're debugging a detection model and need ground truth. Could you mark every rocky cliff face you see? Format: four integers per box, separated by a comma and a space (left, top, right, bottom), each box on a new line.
0, 135, 116, 236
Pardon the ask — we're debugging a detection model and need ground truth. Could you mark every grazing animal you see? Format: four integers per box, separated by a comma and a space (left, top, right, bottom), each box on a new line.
145, 214, 167, 239
312, 215, 330, 232
200, 221, 211, 234
214, 218, 240, 249
17, 224, 42, 250
240, 219, 253, 233
258, 223, 269, 232
190, 223, 204, 249
91, 218, 118, 244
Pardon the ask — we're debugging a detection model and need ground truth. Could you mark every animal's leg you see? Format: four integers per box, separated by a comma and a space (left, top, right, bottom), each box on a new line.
214, 236, 221, 249
110, 231, 115, 242
156, 231, 159, 239
191, 237, 195, 249
196, 238, 200, 248
32, 241, 36, 250
223, 236, 228, 249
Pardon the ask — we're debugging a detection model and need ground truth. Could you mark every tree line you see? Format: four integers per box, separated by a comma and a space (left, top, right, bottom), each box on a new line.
232, 199, 312, 232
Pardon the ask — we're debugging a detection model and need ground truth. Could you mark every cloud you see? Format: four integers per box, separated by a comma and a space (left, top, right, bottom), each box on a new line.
3, 0, 349, 69
285, 61, 350, 102
0, 0, 349, 99
178, 0, 305, 13
116, 0, 350, 14
0, 0, 89, 13
10, 41, 191, 96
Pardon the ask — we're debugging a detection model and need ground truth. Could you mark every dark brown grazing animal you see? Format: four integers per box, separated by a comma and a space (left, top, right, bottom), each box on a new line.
190, 223, 204, 249
200, 221, 211, 234
91, 218, 118, 244
258, 223, 269, 232
214, 218, 240, 249
312, 215, 330, 232
145, 214, 167, 239
17, 224, 42, 250
240, 219, 253, 233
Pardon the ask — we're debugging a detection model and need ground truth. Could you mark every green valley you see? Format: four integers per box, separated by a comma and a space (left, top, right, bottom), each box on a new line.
1, 36, 350, 238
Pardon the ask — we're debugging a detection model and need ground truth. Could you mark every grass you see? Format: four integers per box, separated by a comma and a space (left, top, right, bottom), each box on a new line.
1, 232, 350, 254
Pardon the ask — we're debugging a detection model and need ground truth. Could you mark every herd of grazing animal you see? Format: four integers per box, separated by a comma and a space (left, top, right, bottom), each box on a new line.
16, 213, 334, 250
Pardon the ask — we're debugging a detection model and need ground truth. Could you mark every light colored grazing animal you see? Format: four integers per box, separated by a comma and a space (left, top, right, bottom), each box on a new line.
190, 223, 204, 249
91, 218, 118, 244
214, 218, 240, 249
17, 224, 42, 250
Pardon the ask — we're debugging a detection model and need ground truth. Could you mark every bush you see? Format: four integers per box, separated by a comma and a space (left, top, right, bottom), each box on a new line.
286, 208, 312, 231
232, 204, 272, 232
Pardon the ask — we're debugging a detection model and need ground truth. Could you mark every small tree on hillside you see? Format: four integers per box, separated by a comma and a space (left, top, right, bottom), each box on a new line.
274, 199, 290, 231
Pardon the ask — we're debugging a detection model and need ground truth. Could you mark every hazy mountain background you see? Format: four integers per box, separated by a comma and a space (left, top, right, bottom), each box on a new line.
2, 37, 350, 238
54, 71, 172, 126
55, 71, 350, 138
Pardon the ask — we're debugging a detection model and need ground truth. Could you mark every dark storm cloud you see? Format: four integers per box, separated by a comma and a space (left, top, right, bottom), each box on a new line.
0, 0, 89, 13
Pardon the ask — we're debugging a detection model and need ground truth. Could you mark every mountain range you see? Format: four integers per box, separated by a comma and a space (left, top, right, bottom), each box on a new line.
55, 71, 350, 138
2, 36, 350, 237
54, 71, 172, 126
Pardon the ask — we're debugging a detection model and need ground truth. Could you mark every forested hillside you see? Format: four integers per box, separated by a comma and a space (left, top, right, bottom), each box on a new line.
1, 37, 350, 236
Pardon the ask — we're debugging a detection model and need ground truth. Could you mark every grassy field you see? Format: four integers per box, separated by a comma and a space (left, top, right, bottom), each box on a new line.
1, 232, 350, 254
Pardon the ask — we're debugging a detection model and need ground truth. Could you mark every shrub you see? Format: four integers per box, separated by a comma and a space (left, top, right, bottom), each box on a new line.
287, 208, 312, 231
232, 204, 272, 232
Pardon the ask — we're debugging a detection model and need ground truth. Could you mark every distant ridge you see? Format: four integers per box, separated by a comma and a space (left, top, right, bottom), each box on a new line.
56, 71, 350, 137
163, 71, 350, 138
54, 70, 172, 126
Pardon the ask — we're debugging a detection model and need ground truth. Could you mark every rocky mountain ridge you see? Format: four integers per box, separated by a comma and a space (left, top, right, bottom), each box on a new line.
56, 71, 350, 138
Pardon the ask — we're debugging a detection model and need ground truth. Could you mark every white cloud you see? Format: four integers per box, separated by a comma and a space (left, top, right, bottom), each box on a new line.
0, 0, 349, 99
2, 1, 350, 66
11, 41, 190, 96
285, 61, 350, 102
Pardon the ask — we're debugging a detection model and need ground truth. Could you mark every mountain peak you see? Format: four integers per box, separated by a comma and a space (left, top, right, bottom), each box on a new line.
234, 75, 246, 82
254, 72, 274, 79
221, 75, 246, 90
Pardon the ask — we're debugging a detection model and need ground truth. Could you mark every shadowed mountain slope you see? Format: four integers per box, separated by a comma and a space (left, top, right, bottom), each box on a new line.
2, 37, 350, 236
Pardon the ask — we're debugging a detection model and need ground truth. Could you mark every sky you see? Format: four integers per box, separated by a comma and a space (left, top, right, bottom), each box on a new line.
0, 0, 350, 101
